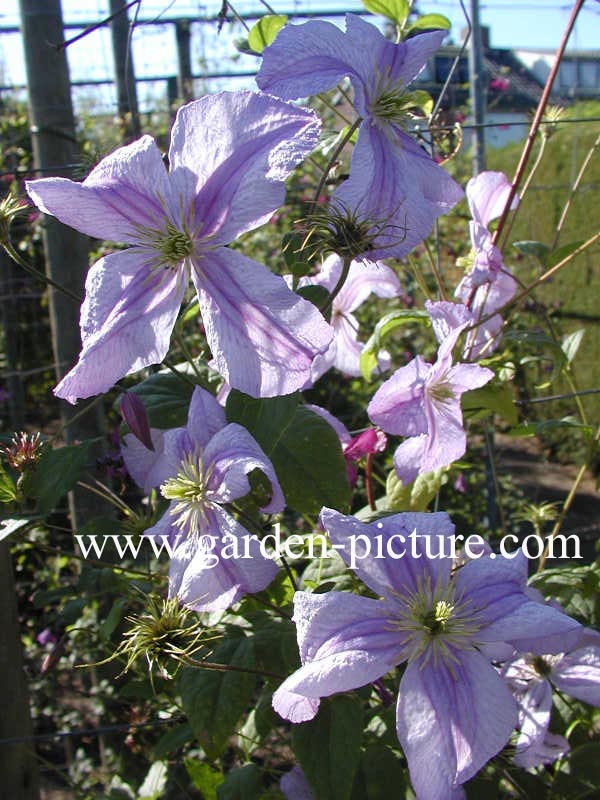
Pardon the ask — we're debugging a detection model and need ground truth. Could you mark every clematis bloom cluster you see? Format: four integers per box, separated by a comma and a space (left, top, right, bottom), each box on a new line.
26, 92, 333, 402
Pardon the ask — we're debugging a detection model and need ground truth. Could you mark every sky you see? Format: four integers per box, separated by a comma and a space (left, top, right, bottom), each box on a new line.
1, 0, 599, 112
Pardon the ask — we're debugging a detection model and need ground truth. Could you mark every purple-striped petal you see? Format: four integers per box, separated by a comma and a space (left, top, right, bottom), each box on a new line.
204, 423, 285, 513
466, 171, 516, 229
185, 386, 227, 449
551, 646, 600, 706
54, 250, 186, 403
26, 136, 172, 243
169, 92, 321, 244
192, 247, 332, 398
319, 507, 454, 598
169, 506, 278, 612
367, 356, 429, 437
397, 651, 517, 800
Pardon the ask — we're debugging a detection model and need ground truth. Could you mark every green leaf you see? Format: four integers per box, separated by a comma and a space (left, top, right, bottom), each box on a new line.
546, 239, 584, 268
561, 328, 585, 364
512, 240, 551, 259
362, 0, 409, 26
296, 284, 330, 310
185, 760, 224, 799
408, 89, 434, 116
406, 13, 451, 33
0, 462, 16, 503
216, 763, 263, 800
461, 383, 519, 426
128, 371, 195, 429
152, 723, 193, 759
179, 632, 256, 760
353, 745, 408, 799
226, 392, 351, 514
360, 310, 430, 382
99, 597, 127, 641
292, 695, 364, 800
247, 15, 288, 53
30, 440, 97, 515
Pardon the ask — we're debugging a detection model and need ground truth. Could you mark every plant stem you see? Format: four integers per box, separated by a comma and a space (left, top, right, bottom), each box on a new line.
537, 424, 600, 571
319, 254, 352, 314
552, 129, 600, 249
3, 241, 82, 303
492, 0, 587, 247
499, 135, 547, 251
311, 118, 362, 213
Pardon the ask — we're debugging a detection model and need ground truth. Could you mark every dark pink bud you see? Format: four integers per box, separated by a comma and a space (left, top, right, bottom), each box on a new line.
344, 428, 387, 462
120, 392, 154, 451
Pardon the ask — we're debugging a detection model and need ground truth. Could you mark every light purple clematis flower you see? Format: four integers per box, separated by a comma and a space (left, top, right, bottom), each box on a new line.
367, 324, 493, 484
257, 14, 463, 259
299, 254, 401, 380
121, 386, 284, 612
26, 92, 332, 402
455, 171, 519, 359
273, 509, 583, 800
503, 644, 600, 768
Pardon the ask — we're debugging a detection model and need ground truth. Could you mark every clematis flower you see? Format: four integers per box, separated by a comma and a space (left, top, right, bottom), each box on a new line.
26, 92, 332, 402
455, 171, 519, 359
121, 386, 284, 612
281, 765, 314, 800
307, 404, 386, 486
367, 324, 493, 484
503, 644, 600, 768
299, 254, 401, 380
257, 14, 463, 260
273, 509, 583, 800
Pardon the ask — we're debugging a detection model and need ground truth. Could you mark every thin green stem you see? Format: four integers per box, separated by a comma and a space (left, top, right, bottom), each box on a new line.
316, 93, 353, 126
499, 135, 547, 252
552, 129, 600, 249
310, 118, 362, 214
173, 328, 206, 385
3, 241, 82, 303
319, 254, 352, 314
423, 237, 447, 300
537, 424, 600, 572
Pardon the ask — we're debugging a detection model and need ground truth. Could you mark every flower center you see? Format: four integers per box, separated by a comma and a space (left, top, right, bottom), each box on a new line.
427, 377, 455, 406
391, 574, 482, 668
367, 69, 426, 131
160, 450, 214, 534
158, 222, 195, 265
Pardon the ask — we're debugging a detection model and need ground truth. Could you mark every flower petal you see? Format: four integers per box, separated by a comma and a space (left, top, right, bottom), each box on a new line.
334, 126, 463, 260
122, 428, 182, 493
367, 356, 429, 437
54, 250, 186, 403
169, 92, 321, 244
466, 171, 517, 229
193, 248, 332, 398
204, 423, 285, 513
319, 507, 454, 599
336, 259, 401, 314
26, 136, 171, 243
169, 506, 278, 612
396, 651, 517, 799
256, 18, 352, 99
185, 386, 227, 449
272, 590, 400, 713
512, 678, 567, 768
281, 766, 315, 800
551, 646, 600, 706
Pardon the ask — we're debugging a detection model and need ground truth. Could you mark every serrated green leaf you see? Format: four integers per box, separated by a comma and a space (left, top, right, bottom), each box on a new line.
30, 440, 97, 515
363, 0, 409, 26
247, 15, 288, 53
185, 760, 224, 799
561, 328, 585, 364
216, 763, 263, 800
360, 310, 430, 382
179, 632, 256, 759
128, 372, 195, 429
462, 383, 519, 426
406, 13, 451, 33
226, 392, 351, 514
292, 694, 364, 800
